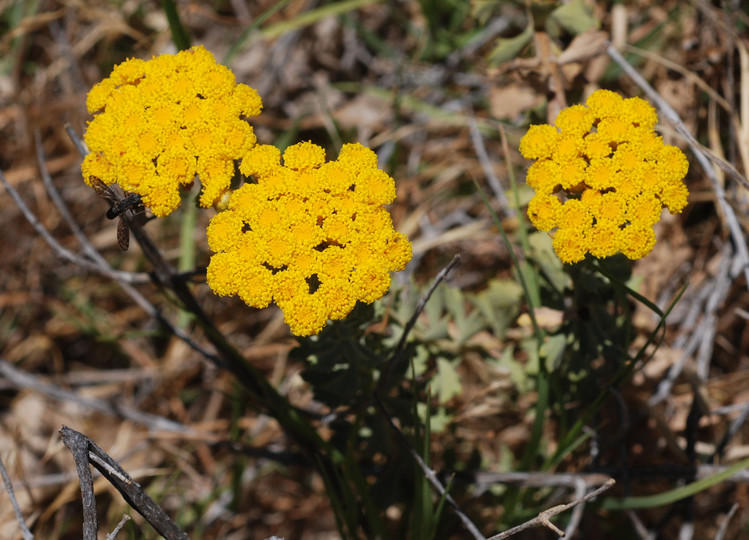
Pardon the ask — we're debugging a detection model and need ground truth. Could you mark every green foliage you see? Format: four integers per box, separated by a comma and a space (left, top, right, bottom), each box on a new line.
414, 0, 479, 61
471, 279, 524, 339
547, 0, 599, 36
488, 21, 534, 66
411, 389, 451, 540
290, 273, 530, 536
486, 0, 601, 66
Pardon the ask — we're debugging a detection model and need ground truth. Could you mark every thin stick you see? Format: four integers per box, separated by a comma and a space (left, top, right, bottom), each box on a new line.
563, 478, 588, 538
60, 426, 190, 540
372, 393, 486, 540
60, 427, 98, 540
465, 470, 612, 488
486, 479, 615, 539
0, 359, 192, 434
0, 168, 144, 284
106, 515, 131, 540
467, 111, 513, 216
1, 166, 221, 363
714, 502, 739, 540
377, 254, 461, 393
649, 245, 732, 406
0, 455, 34, 540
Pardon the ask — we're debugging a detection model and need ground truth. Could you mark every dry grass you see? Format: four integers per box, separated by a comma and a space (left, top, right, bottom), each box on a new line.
2, 1, 749, 539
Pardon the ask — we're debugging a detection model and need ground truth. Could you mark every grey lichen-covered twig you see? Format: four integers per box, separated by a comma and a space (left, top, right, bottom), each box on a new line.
0, 454, 34, 540
486, 479, 616, 539
105, 514, 131, 540
59, 426, 190, 540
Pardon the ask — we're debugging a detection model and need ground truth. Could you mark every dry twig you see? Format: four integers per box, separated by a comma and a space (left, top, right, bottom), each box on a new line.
105, 514, 131, 540
60, 426, 190, 540
0, 165, 219, 363
486, 479, 616, 539
377, 253, 461, 393
0, 358, 192, 434
0, 454, 34, 540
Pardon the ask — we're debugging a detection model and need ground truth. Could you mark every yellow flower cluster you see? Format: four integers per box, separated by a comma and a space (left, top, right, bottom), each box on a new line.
82, 45, 262, 217
206, 141, 413, 336
519, 90, 689, 263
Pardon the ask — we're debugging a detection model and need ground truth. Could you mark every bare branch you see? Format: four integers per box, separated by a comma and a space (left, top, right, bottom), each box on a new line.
714, 502, 739, 540
467, 111, 513, 217
106, 514, 131, 540
378, 254, 461, 392
0, 167, 144, 284
34, 129, 148, 283
1, 165, 222, 364
0, 454, 34, 540
60, 427, 98, 540
486, 479, 615, 539
60, 426, 190, 540
0, 358, 193, 434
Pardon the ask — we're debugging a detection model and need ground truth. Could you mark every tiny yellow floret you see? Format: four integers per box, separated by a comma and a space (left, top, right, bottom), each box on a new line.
82, 45, 263, 217
206, 141, 412, 336
519, 89, 689, 263
520, 124, 559, 160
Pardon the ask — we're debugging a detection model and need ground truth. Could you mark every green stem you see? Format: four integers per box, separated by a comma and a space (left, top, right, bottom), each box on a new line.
502, 359, 549, 522
545, 272, 687, 469
501, 125, 541, 309
473, 179, 543, 341
177, 198, 197, 329
161, 0, 192, 51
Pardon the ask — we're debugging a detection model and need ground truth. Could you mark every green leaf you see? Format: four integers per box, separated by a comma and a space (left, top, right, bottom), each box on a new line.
528, 231, 569, 293
418, 403, 451, 433
471, 279, 523, 338
550, 0, 599, 35
540, 332, 567, 372
444, 286, 484, 344
411, 344, 431, 377
490, 344, 527, 389
488, 22, 534, 65
471, 0, 502, 25
604, 455, 749, 510
414, 284, 450, 340
433, 357, 462, 404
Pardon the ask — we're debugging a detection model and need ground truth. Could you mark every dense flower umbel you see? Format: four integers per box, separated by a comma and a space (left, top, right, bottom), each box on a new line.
519, 90, 689, 263
82, 45, 262, 217
206, 141, 412, 336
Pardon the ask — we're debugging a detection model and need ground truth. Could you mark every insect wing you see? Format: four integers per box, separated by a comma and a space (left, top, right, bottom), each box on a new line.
116, 217, 130, 251
89, 176, 117, 204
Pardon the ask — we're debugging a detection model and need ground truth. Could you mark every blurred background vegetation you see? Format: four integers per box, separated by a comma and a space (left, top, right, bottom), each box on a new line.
2, 0, 749, 538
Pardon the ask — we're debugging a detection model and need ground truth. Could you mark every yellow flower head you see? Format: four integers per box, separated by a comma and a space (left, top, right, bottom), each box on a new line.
82, 45, 263, 217
206, 142, 412, 336
519, 89, 689, 263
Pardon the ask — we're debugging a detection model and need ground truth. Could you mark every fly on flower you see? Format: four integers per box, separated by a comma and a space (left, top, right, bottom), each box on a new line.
89, 176, 145, 251
105, 192, 142, 220
82, 45, 263, 218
